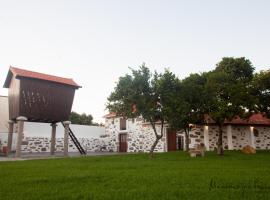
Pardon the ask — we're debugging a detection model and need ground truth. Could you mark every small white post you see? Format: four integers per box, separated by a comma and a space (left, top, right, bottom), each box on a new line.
227, 125, 233, 150
203, 125, 209, 151
250, 126, 255, 148
50, 123, 57, 155
15, 116, 27, 158
7, 120, 15, 155
63, 121, 71, 157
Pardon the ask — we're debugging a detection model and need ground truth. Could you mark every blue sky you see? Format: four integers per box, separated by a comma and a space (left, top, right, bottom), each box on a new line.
0, 0, 269, 122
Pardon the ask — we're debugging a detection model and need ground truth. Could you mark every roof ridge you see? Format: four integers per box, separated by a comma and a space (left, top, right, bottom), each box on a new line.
6, 66, 81, 88
10, 66, 74, 80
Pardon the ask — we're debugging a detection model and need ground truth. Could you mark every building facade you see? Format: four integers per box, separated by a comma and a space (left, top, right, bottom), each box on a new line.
103, 113, 270, 152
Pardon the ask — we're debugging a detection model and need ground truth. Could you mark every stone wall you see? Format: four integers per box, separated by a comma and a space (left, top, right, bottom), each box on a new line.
0, 133, 116, 153
253, 127, 270, 150
2, 120, 269, 154
19, 137, 114, 153
177, 126, 205, 150
208, 126, 228, 150
231, 126, 251, 150
176, 125, 270, 151
104, 117, 166, 153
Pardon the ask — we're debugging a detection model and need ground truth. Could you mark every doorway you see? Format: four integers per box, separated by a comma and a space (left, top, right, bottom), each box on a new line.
119, 133, 127, 152
177, 136, 184, 150
167, 129, 177, 151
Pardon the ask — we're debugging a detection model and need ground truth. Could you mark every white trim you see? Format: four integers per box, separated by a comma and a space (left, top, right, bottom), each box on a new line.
227, 125, 233, 150
250, 126, 255, 148
203, 125, 209, 151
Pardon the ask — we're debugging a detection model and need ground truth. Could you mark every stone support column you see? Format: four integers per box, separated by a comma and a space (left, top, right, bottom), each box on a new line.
50, 123, 57, 155
203, 125, 209, 151
7, 120, 15, 155
15, 116, 27, 158
227, 125, 233, 150
250, 126, 255, 148
63, 121, 71, 157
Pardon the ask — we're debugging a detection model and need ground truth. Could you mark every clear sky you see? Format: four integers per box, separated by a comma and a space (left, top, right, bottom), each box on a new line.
0, 0, 269, 123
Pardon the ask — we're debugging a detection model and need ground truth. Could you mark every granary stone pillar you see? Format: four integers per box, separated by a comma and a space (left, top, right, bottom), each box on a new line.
7, 120, 15, 155
15, 116, 27, 158
50, 123, 57, 155
226, 125, 233, 150
63, 121, 71, 157
203, 125, 209, 151
249, 126, 255, 148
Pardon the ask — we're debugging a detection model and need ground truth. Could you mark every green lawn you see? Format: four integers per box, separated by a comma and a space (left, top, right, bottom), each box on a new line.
0, 151, 270, 200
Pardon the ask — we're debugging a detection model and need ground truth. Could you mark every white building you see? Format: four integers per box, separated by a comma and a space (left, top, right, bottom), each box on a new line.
103, 113, 270, 152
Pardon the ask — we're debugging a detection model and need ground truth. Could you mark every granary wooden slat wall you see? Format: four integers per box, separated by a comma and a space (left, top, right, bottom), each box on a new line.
4, 67, 80, 123
8, 76, 21, 120
19, 78, 76, 123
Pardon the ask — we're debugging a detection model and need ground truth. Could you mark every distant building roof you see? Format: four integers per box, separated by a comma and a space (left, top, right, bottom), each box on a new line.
205, 113, 270, 126
103, 112, 117, 118
3, 66, 81, 88
104, 112, 270, 126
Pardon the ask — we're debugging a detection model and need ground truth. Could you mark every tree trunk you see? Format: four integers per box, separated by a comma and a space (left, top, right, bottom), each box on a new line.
149, 118, 164, 159
217, 124, 224, 155
149, 136, 162, 159
184, 128, 189, 151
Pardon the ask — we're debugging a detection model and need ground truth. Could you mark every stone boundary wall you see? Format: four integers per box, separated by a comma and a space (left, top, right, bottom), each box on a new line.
19, 137, 115, 153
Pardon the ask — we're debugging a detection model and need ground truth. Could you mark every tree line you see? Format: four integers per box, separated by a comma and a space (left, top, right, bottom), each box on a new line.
107, 57, 270, 158
69, 112, 103, 126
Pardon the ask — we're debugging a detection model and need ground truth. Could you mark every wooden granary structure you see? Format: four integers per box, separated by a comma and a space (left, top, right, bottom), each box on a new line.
3, 66, 86, 157
4, 67, 81, 123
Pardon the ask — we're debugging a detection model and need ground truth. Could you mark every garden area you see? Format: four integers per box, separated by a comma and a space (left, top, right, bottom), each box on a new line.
0, 151, 270, 200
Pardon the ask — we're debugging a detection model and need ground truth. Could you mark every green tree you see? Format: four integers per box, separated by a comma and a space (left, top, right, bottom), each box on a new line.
156, 71, 207, 151
69, 111, 95, 125
251, 70, 270, 117
176, 73, 207, 151
205, 57, 255, 155
107, 65, 168, 158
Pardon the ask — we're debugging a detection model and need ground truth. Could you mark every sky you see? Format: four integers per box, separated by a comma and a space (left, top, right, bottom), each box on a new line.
0, 0, 270, 123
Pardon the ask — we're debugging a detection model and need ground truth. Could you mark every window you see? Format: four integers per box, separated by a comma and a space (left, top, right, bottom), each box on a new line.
120, 118, 126, 130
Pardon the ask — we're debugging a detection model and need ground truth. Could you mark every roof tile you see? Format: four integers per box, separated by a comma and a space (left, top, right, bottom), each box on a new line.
7, 67, 80, 88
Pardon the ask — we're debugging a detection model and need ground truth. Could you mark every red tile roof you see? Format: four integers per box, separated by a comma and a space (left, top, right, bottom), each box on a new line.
103, 112, 117, 118
4, 66, 81, 88
104, 113, 270, 126
205, 113, 270, 126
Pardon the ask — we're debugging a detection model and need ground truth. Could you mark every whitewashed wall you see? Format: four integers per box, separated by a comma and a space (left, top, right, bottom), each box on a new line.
104, 117, 167, 153
0, 120, 107, 153
177, 125, 270, 151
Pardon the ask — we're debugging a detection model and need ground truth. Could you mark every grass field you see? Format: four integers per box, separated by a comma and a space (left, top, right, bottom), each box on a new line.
0, 151, 270, 200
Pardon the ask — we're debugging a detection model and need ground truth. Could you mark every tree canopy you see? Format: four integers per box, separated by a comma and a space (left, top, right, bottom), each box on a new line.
251, 70, 270, 117
204, 57, 255, 154
107, 57, 268, 157
107, 65, 171, 158
69, 112, 100, 126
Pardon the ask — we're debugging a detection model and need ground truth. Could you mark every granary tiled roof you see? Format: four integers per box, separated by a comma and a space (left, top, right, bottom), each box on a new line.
3, 66, 81, 88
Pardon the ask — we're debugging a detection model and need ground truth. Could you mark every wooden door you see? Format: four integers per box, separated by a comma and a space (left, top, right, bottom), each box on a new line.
119, 133, 127, 152
167, 129, 177, 151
